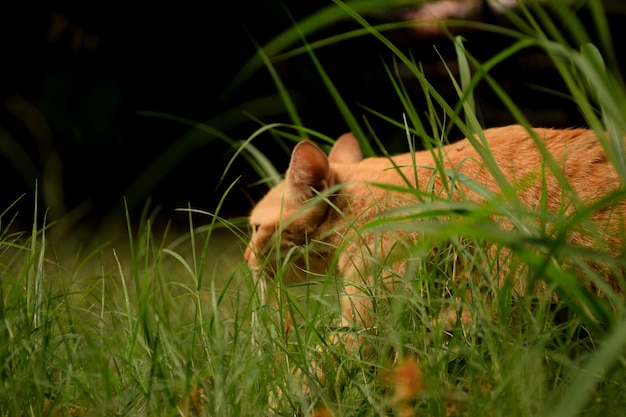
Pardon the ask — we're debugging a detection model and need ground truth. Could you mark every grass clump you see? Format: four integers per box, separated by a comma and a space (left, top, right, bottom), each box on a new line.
0, 199, 274, 416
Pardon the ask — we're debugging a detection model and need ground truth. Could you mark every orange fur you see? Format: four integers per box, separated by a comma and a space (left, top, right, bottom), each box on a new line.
245, 125, 625, 329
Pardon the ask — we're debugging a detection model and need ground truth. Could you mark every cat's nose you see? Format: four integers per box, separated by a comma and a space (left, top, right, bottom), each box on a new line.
245, 246, 263, 277
244, 245, 257, 267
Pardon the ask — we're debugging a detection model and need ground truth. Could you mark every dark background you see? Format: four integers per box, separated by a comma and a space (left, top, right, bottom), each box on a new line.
1, 1, 625, 240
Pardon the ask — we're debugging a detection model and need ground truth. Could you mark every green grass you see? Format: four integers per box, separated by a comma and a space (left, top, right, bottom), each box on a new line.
2, 1, 626, 416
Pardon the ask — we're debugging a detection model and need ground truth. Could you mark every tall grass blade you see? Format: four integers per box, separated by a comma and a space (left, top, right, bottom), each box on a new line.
222, 1, 389, 96
297, 31, 373, 155
454, 36, 477, 128
254, 40, 304, 133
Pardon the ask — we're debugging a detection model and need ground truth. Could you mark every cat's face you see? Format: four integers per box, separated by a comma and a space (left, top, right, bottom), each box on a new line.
244, 180, 331, 280
244, 133, 363, 279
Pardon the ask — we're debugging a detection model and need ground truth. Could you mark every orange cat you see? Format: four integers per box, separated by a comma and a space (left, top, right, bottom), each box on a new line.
245, 125, 625, 330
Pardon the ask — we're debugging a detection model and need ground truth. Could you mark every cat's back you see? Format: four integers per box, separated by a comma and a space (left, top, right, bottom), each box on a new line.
476, 125, 620, 199
334, 125, 618, 187
405, 125, 605, 168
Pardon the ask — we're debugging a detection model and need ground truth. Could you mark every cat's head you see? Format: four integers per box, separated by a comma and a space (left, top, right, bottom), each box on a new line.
244, 133, 363, 279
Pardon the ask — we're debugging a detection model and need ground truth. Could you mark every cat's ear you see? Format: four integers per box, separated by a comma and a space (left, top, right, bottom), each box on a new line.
287, 140, 334, 201
328, 133, 363, 164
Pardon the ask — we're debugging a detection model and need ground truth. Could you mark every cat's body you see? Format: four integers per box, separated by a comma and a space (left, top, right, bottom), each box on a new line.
245, 125, 625, 329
